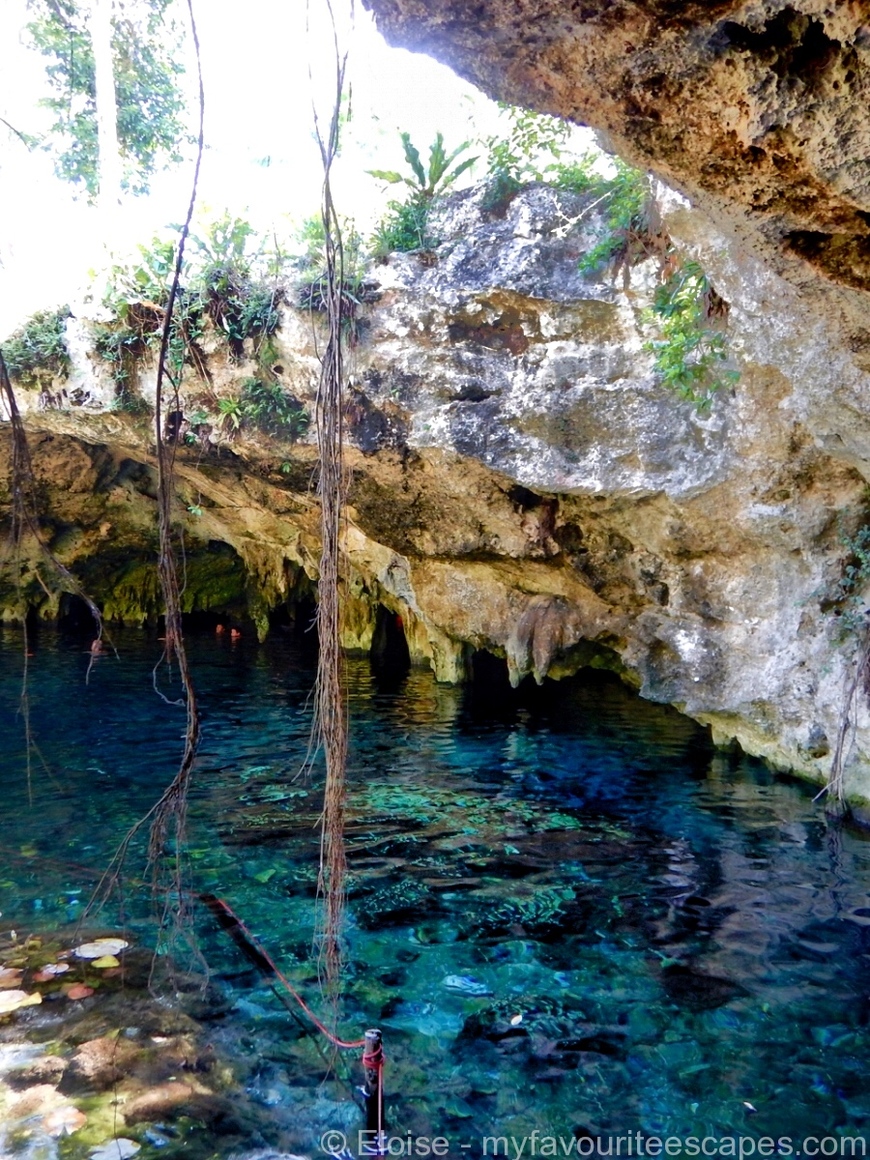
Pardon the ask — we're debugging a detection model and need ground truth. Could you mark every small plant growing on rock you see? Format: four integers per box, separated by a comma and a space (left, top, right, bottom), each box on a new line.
369, 131, 476, 255
644, 259, 738, 411
239, 377, 309, 440
191, 213, 283, 362
821, 508, 870, 638
92, 216, 286, 396
576, 159, 655, 275
1, 307, 72, 386
215, 380, 309, 442
295, 215, 376, 341
482, 103, 571, 211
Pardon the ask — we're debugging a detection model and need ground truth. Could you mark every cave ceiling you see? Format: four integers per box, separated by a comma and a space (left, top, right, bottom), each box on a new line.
362, 0, 870, 351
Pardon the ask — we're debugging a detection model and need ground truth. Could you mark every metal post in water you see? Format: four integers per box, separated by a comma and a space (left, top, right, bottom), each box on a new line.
362, 1028, 385, 1155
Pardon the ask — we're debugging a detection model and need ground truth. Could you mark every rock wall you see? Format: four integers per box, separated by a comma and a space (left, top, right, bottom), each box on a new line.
362, 0, 870, 370
2, 185, 869, 800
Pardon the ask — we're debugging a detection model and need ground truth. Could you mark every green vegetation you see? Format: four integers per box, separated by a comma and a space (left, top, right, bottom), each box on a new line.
371, 198, 435, 256
239, 378, 309, 439
822, 508, 870, 638
216, 379, 308, 441
369, 131, 476, 255
1, 307, 71, 386
482, 103, 571, 211
295, 214, 377, 342
575, 159, 652, 274
479, 104, 656, 276
26, 0, 188, 197
644, 260, 738, 411
191, 213, 282, 362
92, 214, 286, 408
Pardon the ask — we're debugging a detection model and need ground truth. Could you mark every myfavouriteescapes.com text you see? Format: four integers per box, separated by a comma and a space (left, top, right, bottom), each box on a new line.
320, 1131, 869, 1158
480, 1137, 867, 1159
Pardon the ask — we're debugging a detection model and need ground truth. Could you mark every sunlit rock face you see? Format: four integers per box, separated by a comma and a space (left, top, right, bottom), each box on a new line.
353, 0, 870, 795
363, 0, 870, 365
3, 183, 870, 798
346, 187, 867, 796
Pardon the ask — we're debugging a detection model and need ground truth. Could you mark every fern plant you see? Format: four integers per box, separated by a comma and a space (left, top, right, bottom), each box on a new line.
368, 131, 476, 201
369, 131, 477, 255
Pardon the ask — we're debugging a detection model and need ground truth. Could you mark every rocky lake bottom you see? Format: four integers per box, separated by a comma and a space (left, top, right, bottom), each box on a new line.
1, 626, 870, 1159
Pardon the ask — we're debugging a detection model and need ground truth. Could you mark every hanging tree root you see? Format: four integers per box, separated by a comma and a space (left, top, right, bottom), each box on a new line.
82, 0, 207, 959
815, 632, 870, 821
308, 0, 352, 997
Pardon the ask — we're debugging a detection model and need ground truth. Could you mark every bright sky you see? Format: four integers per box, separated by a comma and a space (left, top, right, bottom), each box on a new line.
0, 0, 591, 332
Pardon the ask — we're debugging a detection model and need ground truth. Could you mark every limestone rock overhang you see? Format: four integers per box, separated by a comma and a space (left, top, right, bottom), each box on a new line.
362, 0, 870, 365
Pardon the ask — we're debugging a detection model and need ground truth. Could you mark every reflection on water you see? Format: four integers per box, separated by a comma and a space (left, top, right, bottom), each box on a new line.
3, 623, 870, 1152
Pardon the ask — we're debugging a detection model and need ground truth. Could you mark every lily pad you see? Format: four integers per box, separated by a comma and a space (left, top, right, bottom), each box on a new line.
90, 1140, 141, 1160
33, 962, 71, 981
0, 988, 42, 1013
74, 938, 129, 960
44, 1104, 87, 1136
254, 868, 277, 884
0, 966, 24, 989
91, 955, 121, 969
64, 983, 95, 1000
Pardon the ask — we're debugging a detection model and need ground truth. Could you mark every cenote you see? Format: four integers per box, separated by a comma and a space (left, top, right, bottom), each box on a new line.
3, 623, 870, 1158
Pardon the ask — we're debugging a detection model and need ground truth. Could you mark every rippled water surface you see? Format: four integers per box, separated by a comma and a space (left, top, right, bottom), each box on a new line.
3, 624, 870, 1154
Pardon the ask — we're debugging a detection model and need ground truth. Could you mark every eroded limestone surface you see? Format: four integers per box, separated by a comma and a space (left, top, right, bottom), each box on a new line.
2, 186, 868, 797
363, 0, 870, 366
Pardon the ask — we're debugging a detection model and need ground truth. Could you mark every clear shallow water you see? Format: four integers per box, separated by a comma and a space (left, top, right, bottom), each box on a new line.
3, 625, 870, 1153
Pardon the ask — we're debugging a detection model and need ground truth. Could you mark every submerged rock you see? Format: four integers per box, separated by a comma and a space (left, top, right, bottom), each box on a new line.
660, 963, 749, 1012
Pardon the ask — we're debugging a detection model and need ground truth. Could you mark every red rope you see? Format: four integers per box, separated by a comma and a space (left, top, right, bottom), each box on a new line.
200, 894, 366, 1048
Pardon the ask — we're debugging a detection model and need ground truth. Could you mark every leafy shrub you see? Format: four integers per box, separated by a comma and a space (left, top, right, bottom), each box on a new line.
191, 213, 283, 361
481, 103, 570, 212
371, 199, 435, 256
239, 378, 309, 440
296, 217, 378, 341
215, 380, 309, 441
92, 215, 286, 392
2, 307, 72, 385
644, 260, 738, 410
814, 505, 870, 640
369, 131, 476, 201
93, 237, 195, 393
576, 159, 653, 275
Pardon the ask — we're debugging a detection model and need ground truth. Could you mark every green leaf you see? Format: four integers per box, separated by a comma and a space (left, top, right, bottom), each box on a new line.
366, 168, 404, 184
428, 131, 448, 187
401, 131, 426, 188
439, 154, 477, 189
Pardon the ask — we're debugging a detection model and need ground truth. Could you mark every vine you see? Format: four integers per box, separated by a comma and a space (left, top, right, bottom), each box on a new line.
309, 0, 351, 995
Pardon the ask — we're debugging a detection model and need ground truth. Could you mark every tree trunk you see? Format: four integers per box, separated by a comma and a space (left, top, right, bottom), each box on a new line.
90, 0, 121, 222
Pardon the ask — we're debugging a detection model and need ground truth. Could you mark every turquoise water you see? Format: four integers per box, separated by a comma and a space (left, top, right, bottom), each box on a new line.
4, 624, 870, 1154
